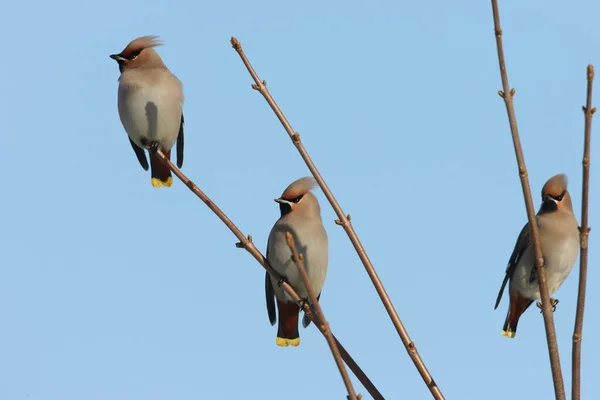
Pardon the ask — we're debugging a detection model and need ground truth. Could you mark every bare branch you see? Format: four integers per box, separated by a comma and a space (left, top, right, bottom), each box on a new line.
572, 64, 595, 400
490, 1, 565, 399
285, 232, 360, 400
231, 36, 445, 400
152, 148, 383, 400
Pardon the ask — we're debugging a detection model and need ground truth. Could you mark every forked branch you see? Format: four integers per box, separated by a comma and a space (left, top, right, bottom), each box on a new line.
490, 1, 565, 399
152, 148, 383, 400
571, 64, 595, 400
231, 36, 444, 400
285, 232, 360, 400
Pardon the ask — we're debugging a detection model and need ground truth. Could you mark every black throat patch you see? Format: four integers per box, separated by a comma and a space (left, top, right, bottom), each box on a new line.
279, 202, 292, 217
540, 199, 558, 213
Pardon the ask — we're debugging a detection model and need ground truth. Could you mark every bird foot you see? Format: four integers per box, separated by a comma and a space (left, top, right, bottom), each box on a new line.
141, 139, 160, 153
276, 277, 288, 288
536, 298, 559, 313
148, 141, 160, 154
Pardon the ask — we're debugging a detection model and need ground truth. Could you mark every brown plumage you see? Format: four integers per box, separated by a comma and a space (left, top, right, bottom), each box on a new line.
496, 173, 579, 338
113, 36, 165, 71
540, 174, 574, 213
502, 292, 534, 338
149, 149, 172, 186
281, 177, 317, 200
266, 176, 328, 347
110, 35, 185, 188
275, 300, 300, 342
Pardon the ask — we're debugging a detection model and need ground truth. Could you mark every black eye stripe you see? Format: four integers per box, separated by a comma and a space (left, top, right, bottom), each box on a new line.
124, 49, 143, 60
551, 190, 566, 201
282, 194, 304, 203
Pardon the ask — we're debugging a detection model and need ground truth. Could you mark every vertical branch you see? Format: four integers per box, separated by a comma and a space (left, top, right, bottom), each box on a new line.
152, 148, 383, 400
231, 37, 445, 400
490, 2, 565, 399
285, 232, 360, 400
572, 64, 595, 400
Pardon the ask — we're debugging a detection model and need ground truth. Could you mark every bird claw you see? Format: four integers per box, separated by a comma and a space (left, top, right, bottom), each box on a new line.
298, 299, 309, 309
140, 138, 160, 153
277, 277, 288, 287
551, 298, 559, 312
148, 141, 160, 153
536, 298, 559, 313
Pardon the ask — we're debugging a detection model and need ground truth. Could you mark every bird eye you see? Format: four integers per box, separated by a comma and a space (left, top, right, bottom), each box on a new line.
126, 49, 143, 61
552, 190, 566, 202
291, 195, 304, 203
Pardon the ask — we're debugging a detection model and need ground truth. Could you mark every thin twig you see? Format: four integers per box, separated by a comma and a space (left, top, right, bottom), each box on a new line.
231, 36, 444, 400
285, 232, 360, 400
152, 148, 383, 400
572, 64, 595, 400
490, 2, 565, 399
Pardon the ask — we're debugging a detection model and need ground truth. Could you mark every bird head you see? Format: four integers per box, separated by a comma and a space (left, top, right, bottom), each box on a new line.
274, 177, 321, 218
540, 173, 574, 214
110, 35, 165, 73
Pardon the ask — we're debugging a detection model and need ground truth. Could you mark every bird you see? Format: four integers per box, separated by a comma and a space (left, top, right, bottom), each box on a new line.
265, 177, 329, 347
495, 174, 580, 338
110, 35, 185, 187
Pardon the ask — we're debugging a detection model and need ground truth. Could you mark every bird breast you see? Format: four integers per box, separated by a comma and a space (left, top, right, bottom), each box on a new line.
266, 218, 328, 303
541, 226, 580, 295
511, 216, 579, 299
117, 71, 183, 150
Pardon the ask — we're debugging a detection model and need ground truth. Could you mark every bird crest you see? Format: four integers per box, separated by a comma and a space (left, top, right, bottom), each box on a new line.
541, 174, 568, 198
119, 35, 163, 58
281, 177, 317, 200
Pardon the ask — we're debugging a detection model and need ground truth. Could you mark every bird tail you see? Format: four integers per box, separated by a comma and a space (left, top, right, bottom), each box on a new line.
150, 150, 173, 188
501, 294, 533, 338
276, 300, 300, 347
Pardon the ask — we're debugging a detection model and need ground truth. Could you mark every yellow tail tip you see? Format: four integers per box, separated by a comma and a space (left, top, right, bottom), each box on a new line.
501, 330, 516, 338
276, 337, 300, 347
151, 177, 173, 188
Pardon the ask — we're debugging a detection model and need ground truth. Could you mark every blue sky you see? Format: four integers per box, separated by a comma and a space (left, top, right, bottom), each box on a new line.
1, 0, 598, 399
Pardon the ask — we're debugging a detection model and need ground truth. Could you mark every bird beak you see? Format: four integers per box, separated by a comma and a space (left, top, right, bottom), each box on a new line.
110, 54, 126, 61
274, 198, 284, 204
542, 194, 552, 203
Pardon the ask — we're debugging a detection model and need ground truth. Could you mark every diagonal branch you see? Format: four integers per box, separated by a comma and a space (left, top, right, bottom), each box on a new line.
285, 232, 359, 400
231, 36, 445, 400
572, 64, 595, 400
152, 148, 383, 400
490, 1, 565, 399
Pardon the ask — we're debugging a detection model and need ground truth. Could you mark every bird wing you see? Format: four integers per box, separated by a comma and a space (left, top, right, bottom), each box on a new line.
176, 113, 184, 168
494, 222, 531, 309
302, 292, 321, 328
265, 248, 277, 326
129, 137, 149, 170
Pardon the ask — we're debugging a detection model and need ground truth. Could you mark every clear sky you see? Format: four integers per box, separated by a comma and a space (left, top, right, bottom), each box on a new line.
1, 0, 598, 399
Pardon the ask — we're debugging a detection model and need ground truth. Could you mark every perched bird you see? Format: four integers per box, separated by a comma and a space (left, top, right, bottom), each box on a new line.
495, 174, 580, 338
265, 177, 329, 347
110, 36, 185, 187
